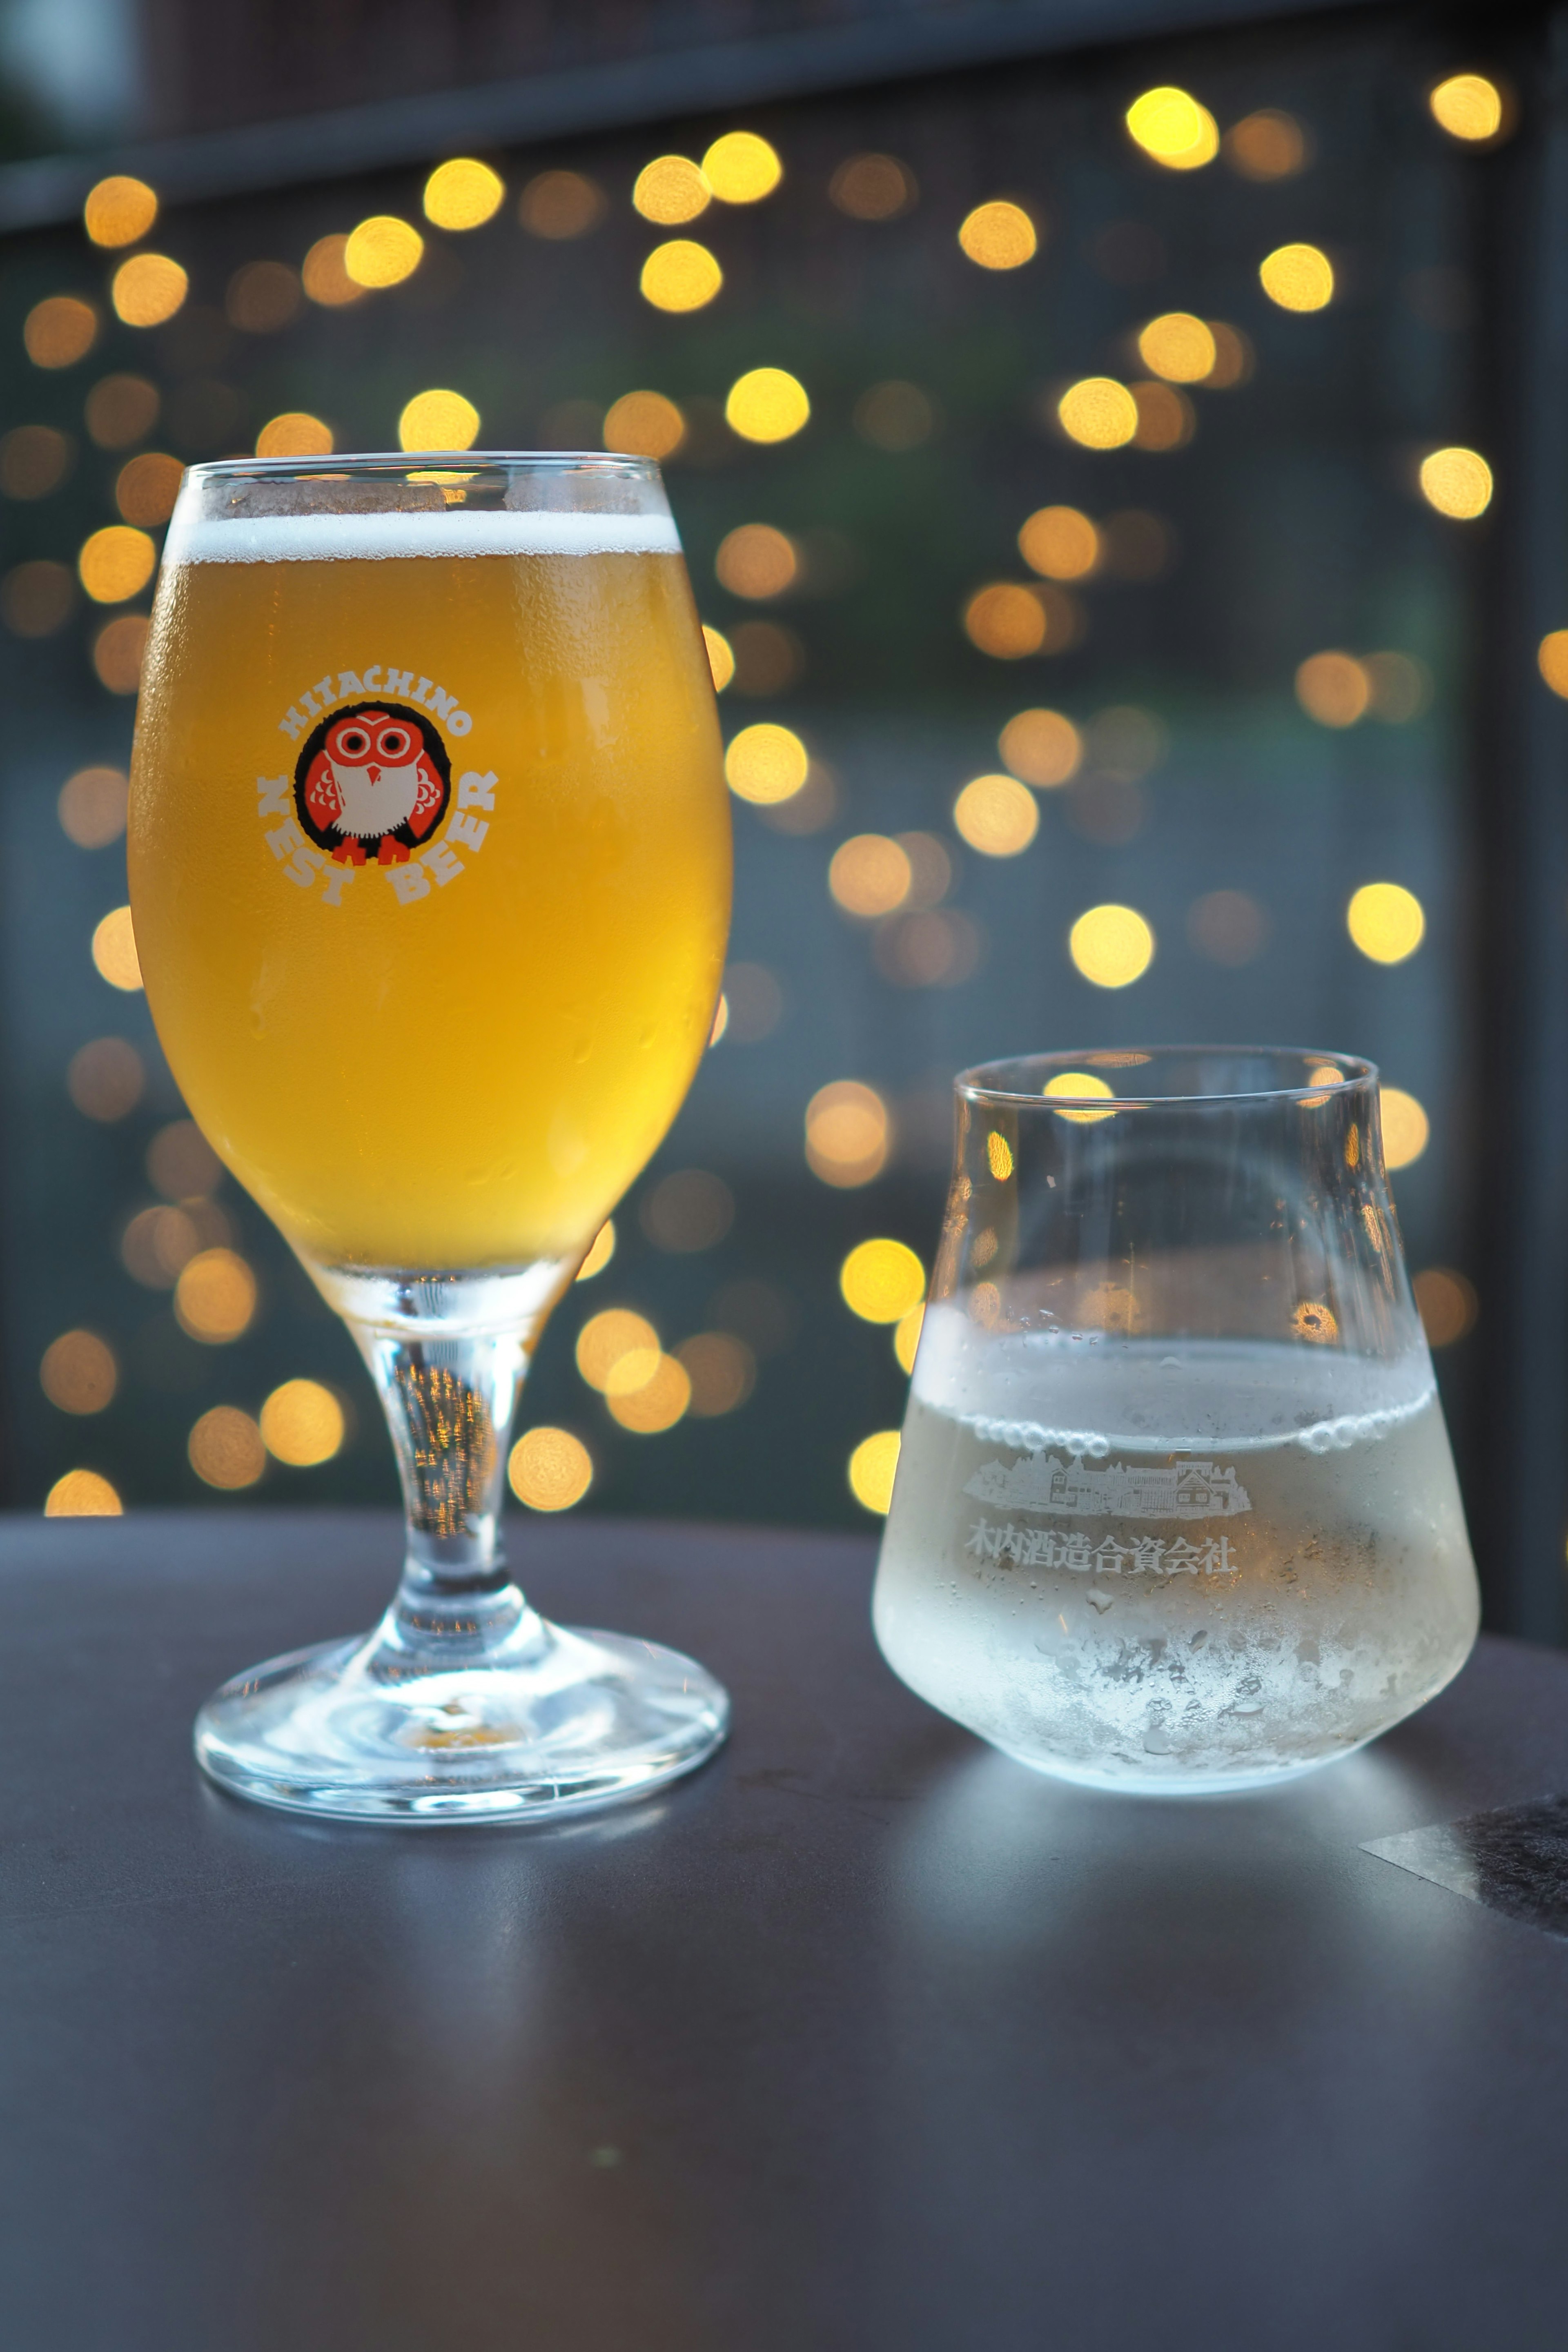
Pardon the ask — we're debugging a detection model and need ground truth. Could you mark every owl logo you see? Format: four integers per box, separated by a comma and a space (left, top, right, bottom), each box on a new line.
293, 700, 450, 866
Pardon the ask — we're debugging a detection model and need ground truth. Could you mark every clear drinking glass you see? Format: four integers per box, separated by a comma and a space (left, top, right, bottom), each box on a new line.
873, 1050, 1479, 1793
127, 452, 732, 1822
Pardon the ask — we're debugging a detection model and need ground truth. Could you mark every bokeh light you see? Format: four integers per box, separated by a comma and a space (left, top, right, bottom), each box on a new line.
805, 1080, 889, 1186
640, 240, 723, 311
175, 1249, 258, 1343
344, 216, 424, 287
1069, 904, 1156, 987
1296, 650, 1371, 727
958, 202, 1037, 269
1130, 380, 1195, 450
44, 1470, 121, 1517
1019, 506, 1098, 579
40, 1330, 118, 1414
677, 1332, 757, 1415
147, 1118, 223, 1199
1348, 882, 1425, 964
1419, 446, 1492, 518
301, 235, 365, 306
1430, 74, 1505, 142
1362, 651, 1431, 721
725, 368, 810, 443
260, 1380, 345, 1466
953, 773, 1039, 855
1137, 312, 1217, 382
91, 906, 142, 991
1058, 377, 1139, 448
1224, 110, 1309, 178
1205, 323, 1255, 387
423, 158, 506, 230
633, 156, 710, 223
1000, 706, 1082, 786
715, 522, 798, 598
509, 1425, 594, 1508
640, 1169, 734, 1252
829, 833, 913, 916
256, 412, 333, 458
85, 373, 158, 445
1042, 1070, 1118, 1123
1413, 1267, 1478, 1346
189, 1406, 265, 1490
849, 1430, 902, 1514
84, 176, 158, 247
114, 451, 182, 525
0, 425, 72, 499
701, 132, 782, 203
576, 1309, 659, 1391
1380, 1087, 1430, 1168
1188, 889, 1267, 965
702, 625, 735, 690
962, 582, 1047, 657
725, 722, 809, 803
854, 380, 935, 450
24, 296, 98, 368
2, 560, 73, 637
398, 390, 480, 451
1538, 630, 1568, 697
607, 1353, 693, 1432
58, 766, 128, 847
92, 615, 148, 693
576, 1221, 616, 1281
519, 172, 605, 238
110, 254, 188, 327
604, 390, 685, 458
225, 261, 301, 332
1125, 87, 1219, 168
830, 153, 918, 220
67, 1036, 144, 1120
1259, 243, 1334, 312
893, 1302, 925, 1373
79, 525, 155, 603
840, 1238, 925, 1323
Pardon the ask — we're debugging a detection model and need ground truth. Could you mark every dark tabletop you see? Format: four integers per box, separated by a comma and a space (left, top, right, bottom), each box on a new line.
3, 1508, 1568, 2352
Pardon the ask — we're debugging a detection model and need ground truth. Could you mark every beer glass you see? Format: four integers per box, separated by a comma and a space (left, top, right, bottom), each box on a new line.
129, 453, 731, 1822
873, 1050, 1479, 1792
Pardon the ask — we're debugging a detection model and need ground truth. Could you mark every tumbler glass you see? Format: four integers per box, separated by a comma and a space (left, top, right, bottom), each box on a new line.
873, 1049, 1479, 1793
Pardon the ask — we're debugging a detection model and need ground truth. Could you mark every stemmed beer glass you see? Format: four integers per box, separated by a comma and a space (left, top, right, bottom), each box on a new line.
874, 1050, 1479, 1792
128, 453, 732, 1822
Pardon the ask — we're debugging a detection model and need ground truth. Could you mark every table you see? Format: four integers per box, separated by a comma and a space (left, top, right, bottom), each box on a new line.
3, 1509, 1567, 2351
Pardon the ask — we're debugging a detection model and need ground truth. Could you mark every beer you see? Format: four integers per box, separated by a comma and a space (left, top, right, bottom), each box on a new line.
129, 503, 729, 1271
875, 1305, 1479, 1791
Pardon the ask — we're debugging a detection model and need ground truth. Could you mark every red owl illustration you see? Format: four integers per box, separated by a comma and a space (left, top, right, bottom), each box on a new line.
296, 703, 450, 865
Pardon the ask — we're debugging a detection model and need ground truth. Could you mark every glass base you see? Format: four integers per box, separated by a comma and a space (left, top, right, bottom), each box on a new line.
194, 1602, 730, 1825
1000, 1742, 1367, 1797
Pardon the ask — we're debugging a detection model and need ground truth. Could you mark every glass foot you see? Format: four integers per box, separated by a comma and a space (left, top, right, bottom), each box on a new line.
194, 1600, 730, 1824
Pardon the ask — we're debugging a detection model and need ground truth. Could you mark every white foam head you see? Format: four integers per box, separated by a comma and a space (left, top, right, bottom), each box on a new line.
164, 504, 682, 565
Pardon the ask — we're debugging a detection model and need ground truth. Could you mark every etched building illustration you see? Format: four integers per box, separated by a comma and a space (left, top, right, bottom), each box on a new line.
964, 1452, 1251, 1520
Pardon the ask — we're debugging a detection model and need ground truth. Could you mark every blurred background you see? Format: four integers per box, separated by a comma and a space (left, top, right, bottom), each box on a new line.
2, 0, 1565, 1637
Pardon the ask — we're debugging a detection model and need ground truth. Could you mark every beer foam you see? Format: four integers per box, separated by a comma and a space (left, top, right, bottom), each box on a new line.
164, 508, 683, 565
912, 1302, 1435, 1455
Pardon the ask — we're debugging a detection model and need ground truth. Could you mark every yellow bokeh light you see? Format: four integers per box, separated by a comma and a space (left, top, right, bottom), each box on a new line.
702, 625, 735, 691
725, 367, 810, 443
849, 1430, 902, 1514
1259, 243, 1334, 312
1000, 706, 1082, 786
806, 1080, 890, 1187
1125, 87, 1219, 168
963, 582, 1047, 658
634, 156, 711, 223
78, 525, 155, 604
423, 158, 505, 231
893, 1302, 925, 1374
702, 131, 782, 203
954, 773, 1039, 857
725, 722, 809, 804
344, 215, 424, 287
1205, 323, 1254, 388
576, 1221, 617, 1281
260, 1379, 345, 1466
40, 1329, 118, 1414
84, 176, 158, 248
509, 1425, 594, 1509
987, 1131, 1014, 1181
678, 1332, 756, 1415
1347, 882, 1425, 964
1042, 1070, 1118, 1123
576, 1308, 659, 1392
176, 1249, 257, 1343
114, 450, 182, 526
640, 238, 723, 311
256, 412, 333, 459
110, 254, 188, 327
301, 234, 365, 307
607, 1353, 692, 1432
91, 905, 142, 991
1018, 506, 1099, 580
44, 1469, 122, 1517
1538, 630, 1568, 698
958, 201, 1037, 270
92, 614, 148, 693
189, 1406, 265, 1490
23, 296, 98, 368
715, 522, 798, 598
1430, 74, 1504, 143
1069, 905, 1155, 987
1224, 110, 1308, 180
840, 1238, 925, 1323
1419, 446, 1492, 518
1413, 1267, 1477, 1347
1058, 377, 1139, 449
830, 833, 912, 917
1130, 380, 1194, 450
59, 765, 128, 849
1381, 1087, 1430, 1169
604, 389, 685, 459
398, 389, 480, 452
831, 152, 917, 220
1296, 651, 1371, 727
1137, 312, 1217, 383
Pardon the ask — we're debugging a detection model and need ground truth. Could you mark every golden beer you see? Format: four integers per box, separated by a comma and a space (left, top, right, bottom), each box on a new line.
130, 504, 728, 1270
